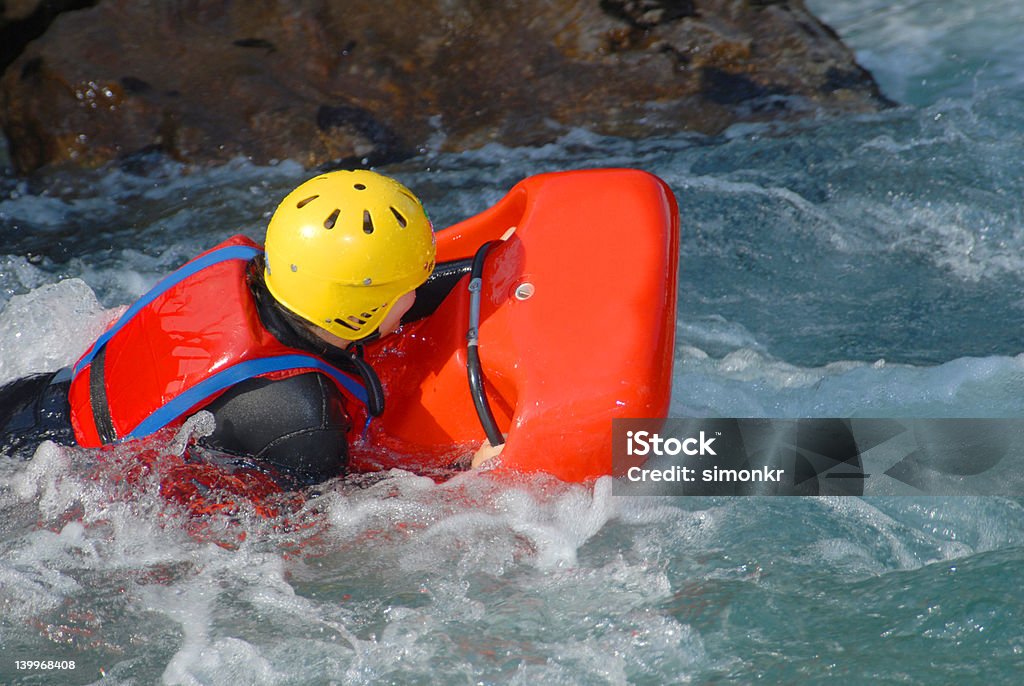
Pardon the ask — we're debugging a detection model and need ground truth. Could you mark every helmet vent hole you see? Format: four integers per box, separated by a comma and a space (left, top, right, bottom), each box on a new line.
296, 195, 319, 209
324, 209, 340, 230
390, 207, 407, 228
334, 318, 361, 332
354, 183, 367, 190
363, 210, 375, 234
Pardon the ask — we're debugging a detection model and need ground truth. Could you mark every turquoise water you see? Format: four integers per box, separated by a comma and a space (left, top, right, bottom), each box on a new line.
2, 2, 1024, 683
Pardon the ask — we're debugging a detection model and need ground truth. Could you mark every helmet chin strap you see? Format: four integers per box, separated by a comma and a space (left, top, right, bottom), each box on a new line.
346, 329, 381, 351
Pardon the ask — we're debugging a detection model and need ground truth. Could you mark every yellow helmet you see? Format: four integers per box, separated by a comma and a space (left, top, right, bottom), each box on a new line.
264, 170, 435, 341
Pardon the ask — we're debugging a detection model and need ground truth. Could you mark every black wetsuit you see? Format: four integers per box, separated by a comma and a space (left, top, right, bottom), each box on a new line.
0, 256, 472, 487
0, 370, 76, 460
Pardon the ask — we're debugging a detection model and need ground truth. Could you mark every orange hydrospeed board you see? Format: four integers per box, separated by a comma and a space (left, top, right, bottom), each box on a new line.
354, 168, 680, 482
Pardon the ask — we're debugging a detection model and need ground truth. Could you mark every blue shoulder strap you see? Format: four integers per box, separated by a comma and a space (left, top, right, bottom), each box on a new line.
124, 353, 370, 440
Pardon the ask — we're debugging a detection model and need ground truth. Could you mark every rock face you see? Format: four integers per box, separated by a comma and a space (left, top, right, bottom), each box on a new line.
0, 0, 887, 173
1, 1, 98, 74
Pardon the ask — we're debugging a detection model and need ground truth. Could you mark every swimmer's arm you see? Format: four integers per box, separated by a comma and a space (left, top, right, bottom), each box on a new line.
201, 372, 351, 486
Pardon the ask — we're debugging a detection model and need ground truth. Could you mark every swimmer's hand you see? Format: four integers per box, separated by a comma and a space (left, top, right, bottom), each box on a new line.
471, 439, 505, 469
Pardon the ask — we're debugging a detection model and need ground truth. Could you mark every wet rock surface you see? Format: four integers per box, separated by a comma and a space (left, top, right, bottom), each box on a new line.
0, 0, 888, 173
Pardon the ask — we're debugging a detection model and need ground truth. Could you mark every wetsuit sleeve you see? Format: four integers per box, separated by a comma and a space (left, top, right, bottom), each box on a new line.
0, 372, 74, 459
198, 371, 351, 486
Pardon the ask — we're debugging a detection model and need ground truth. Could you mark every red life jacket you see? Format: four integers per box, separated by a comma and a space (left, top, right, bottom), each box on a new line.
68, 235, 370, 447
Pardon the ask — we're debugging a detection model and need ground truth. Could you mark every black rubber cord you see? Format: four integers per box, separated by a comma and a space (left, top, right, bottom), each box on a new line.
466, 241, 505, 447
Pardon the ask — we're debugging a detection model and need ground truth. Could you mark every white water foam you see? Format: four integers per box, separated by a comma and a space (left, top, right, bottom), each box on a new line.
1, 432, 713, 684
0, 278, 116, 384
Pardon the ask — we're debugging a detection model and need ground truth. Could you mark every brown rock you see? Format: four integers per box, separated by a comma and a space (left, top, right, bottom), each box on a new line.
1, 1, 98, 79
0, 0, 888, 174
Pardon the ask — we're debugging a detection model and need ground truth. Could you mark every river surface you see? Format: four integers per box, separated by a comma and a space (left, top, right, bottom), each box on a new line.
2, 1, 1023, 683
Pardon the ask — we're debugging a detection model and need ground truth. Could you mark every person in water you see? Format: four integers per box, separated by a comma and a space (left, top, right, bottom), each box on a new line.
0, 169, 447, 485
